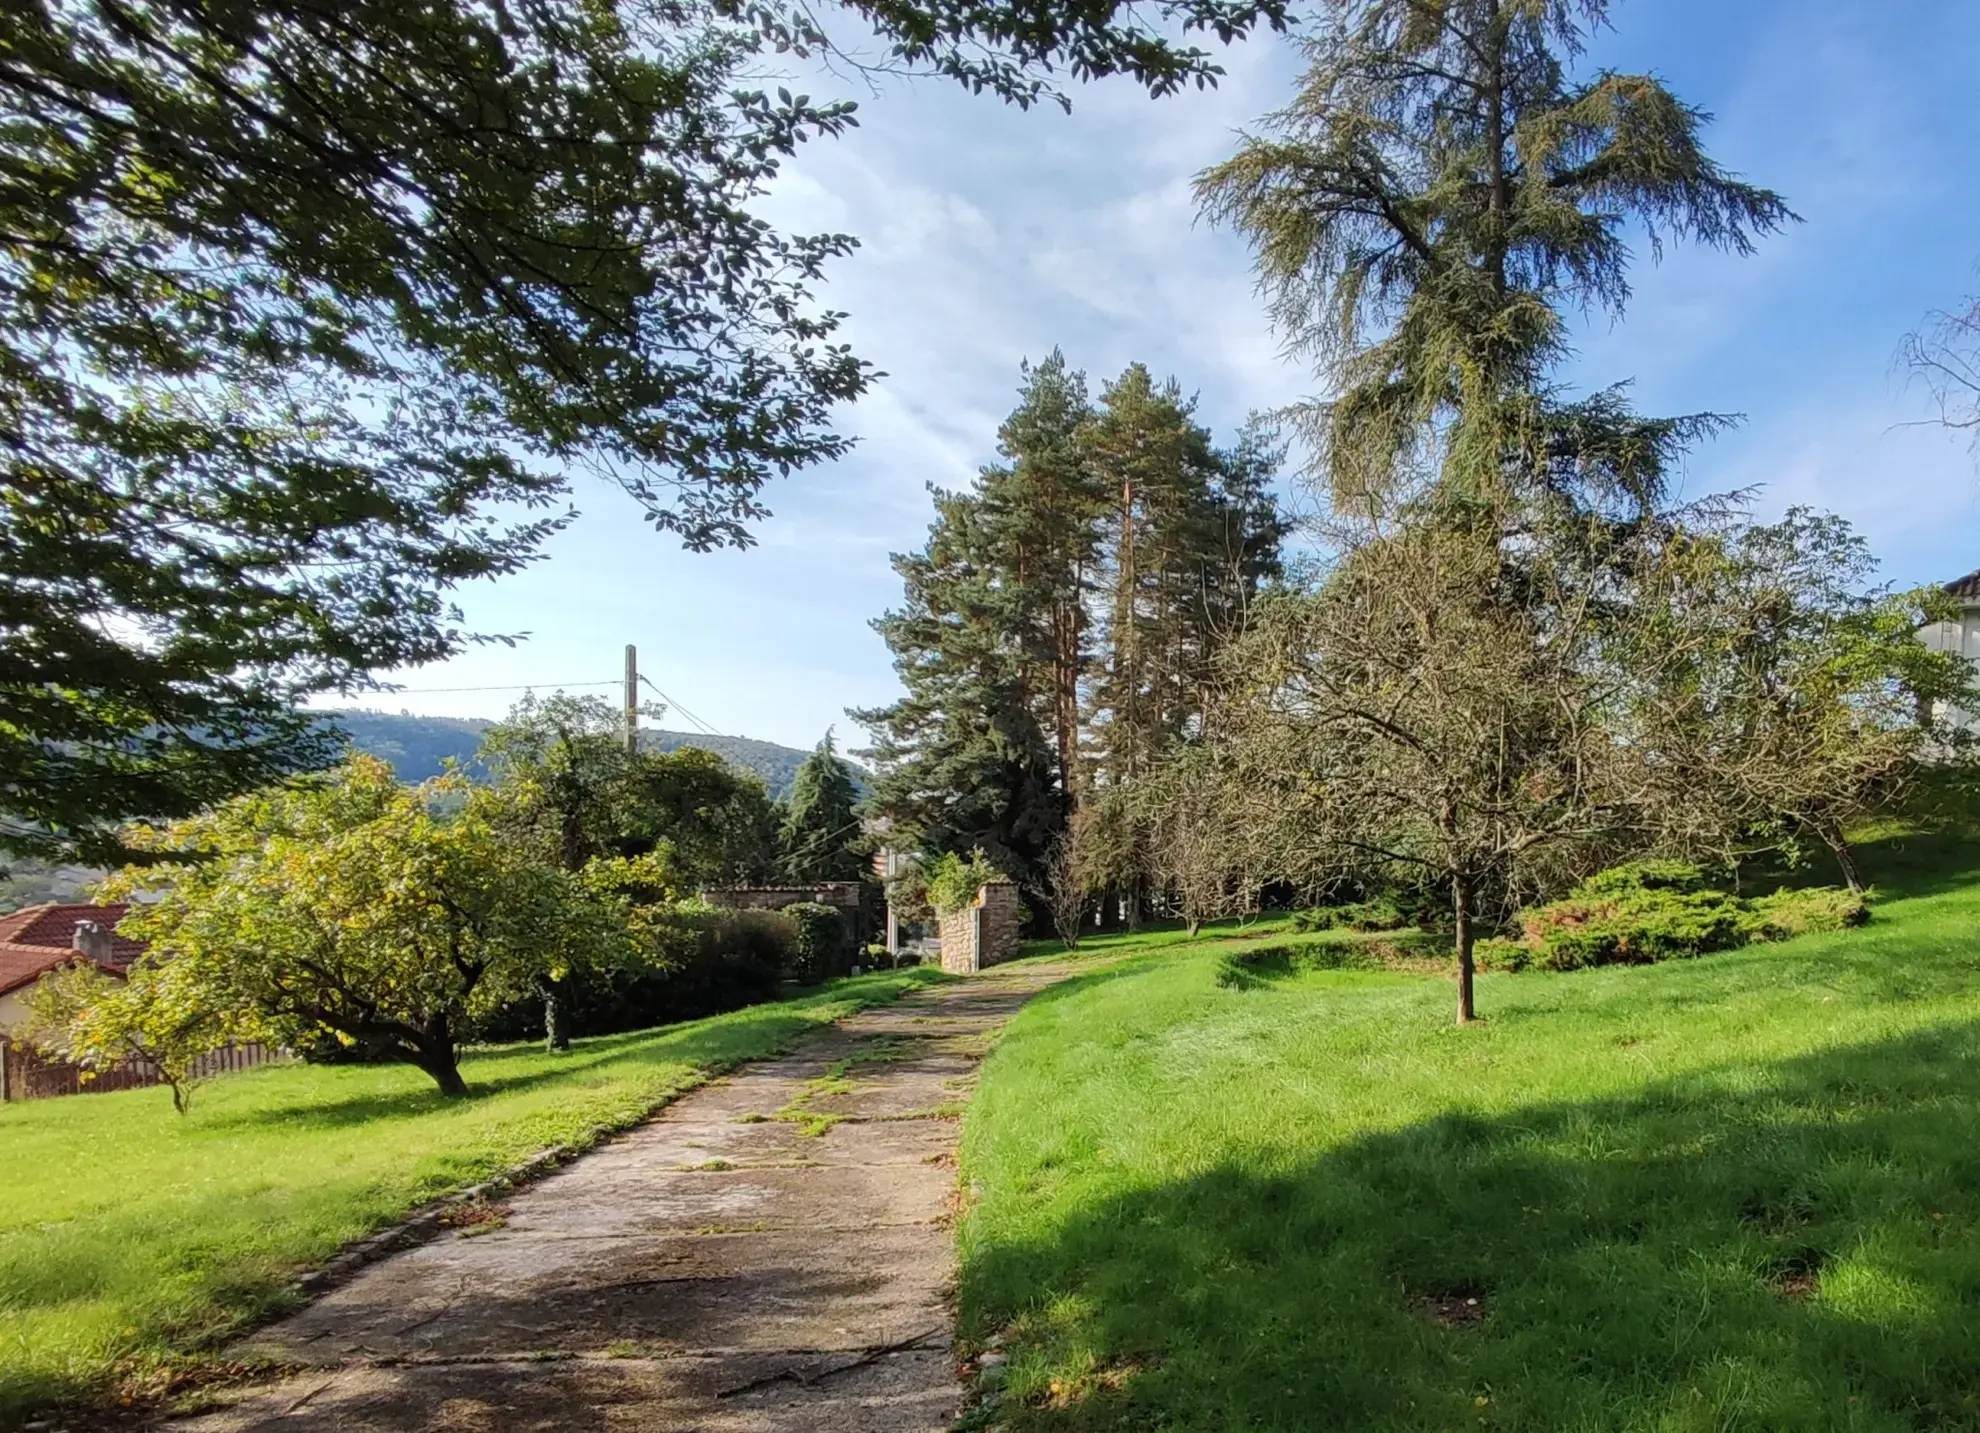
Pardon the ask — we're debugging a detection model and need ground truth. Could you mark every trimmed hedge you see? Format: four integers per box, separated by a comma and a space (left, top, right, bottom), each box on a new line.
468, 907, 795, 1042
1477, 863, 1869, 973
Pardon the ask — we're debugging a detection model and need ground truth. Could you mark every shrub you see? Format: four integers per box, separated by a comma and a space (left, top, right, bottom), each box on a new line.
785, 901, 849, 983
1217, 940, 1381, 988
1519, 887, 1751, 970
1473, 937, 1530, 973
1746, 886, 1870, 940
1493, 862, 1870, 973
1290, 889, 1438, 933
925, 849, 1006, 916
472, 907, 793, 1041
1570, 860, 1708, 899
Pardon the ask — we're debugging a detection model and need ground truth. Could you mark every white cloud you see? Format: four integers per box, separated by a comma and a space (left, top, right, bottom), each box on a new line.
357, 2, 1980, 749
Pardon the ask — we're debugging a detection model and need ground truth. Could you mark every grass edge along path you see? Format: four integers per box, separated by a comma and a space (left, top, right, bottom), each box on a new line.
0, 966, 948, 1425
956, 835, 1980, 1431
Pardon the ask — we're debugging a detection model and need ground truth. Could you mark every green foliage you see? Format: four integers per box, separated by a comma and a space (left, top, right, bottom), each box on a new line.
22, 960, 236, 1116
474, 909, 796, 1041
1290, 895, 1416, 933
0, 1, 869, 862
856, 354, 1285, 896
956, 850, 1980, 1431
1215, 939, 1381, 987
1570, 860, 1709, 898
97, 756, 646, 1096
1197, 0, 1790, 507
777, 733, 867, 883
1629, 509, 1980, 890
479, 693, 778, 887
1487, 863, 1870, 973
0, 0, 1290, 864
1747, 886, 1874, 941
926, 850, 1004, 916
784, 902, 851, 983
0, 967, 944, 1421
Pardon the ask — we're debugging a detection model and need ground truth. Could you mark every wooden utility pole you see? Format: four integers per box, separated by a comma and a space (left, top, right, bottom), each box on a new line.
624, 644, 639, 755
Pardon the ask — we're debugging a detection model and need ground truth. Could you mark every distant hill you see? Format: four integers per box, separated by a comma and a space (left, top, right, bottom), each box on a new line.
318, 709, 827, 799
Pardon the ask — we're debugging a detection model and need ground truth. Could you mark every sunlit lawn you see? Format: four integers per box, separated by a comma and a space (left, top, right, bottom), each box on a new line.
960, 829, 1980, 1431
0, 967, 944, 1422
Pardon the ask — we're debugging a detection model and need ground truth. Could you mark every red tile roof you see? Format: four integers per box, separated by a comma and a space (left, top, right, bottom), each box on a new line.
0, 904, 141, 999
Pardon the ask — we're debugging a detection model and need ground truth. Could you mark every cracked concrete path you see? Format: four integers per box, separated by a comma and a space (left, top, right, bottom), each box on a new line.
163, 962, 1074, 1433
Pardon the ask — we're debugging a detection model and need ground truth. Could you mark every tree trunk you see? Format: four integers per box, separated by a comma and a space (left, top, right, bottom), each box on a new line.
543, 985, 570, 1053
1186, 915, 1202, 938
1821, 825, 1867, 894
1453, 873, 1478, 1026
416, 1022, 469, 1097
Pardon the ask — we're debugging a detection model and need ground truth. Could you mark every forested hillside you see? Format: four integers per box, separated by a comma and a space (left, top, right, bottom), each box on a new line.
318, 710, 821, 797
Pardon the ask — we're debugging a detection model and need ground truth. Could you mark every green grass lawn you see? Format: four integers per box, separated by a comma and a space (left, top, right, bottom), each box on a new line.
0, 967, 944, 1422
959, 829, 1980, 1431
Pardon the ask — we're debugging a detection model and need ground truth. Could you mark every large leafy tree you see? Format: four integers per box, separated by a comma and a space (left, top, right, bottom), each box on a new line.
0, 0, 1286, 862
1633, 509, 1976, 891
777, 731, 866, 882
99, 755, 643, 1095
479, 692, 778, 888
479, 690, 776, 1046
1209, 508, 1691, 1024
1196, 0, 1793, 507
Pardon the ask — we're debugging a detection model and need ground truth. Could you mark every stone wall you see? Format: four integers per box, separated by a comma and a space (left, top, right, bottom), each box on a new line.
937, 881, 1022, 974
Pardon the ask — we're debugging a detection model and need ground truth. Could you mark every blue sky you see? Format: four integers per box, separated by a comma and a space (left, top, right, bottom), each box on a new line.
346, 0, 1980, 751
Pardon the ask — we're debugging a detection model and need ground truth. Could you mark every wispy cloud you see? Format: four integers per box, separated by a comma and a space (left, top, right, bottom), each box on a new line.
351, 0, 1980, 747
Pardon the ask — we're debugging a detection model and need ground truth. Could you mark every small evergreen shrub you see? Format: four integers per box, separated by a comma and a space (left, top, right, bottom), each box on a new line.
1745, 886, 1870, 940
1489, 862, 1870, 973
785, 901, 849, 982
1291, 897, 1410, 933
1570, 860, 1708, 898
1473, 937, 1530, 974
1290, 887, 1445, 933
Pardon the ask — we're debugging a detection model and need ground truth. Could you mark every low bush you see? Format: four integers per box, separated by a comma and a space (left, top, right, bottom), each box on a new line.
1747, 885, 1871, 939
1487, 862, 1870, 973
1290, 889, 1439, 933
785, 901, 850, 983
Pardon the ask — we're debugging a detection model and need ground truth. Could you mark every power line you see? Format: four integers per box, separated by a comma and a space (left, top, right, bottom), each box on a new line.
378, 678, 621, 695
373, 670, 731, 743
638, 674, 723, 738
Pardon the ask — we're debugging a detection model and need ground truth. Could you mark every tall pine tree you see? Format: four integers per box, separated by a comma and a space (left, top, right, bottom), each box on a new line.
777, 732, 866, 882
858, 355, 1283, 900
855, 487, 1066, 891
1197, 0, 1793, 510
1081, 366, 1286, 789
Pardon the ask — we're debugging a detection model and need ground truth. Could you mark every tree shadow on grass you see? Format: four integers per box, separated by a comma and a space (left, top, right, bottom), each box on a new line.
202, 976, 950, 1133
964, 1021, 1980, 1432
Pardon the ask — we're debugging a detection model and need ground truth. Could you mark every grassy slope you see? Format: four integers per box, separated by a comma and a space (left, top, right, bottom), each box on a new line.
960, 832, 1980, 1432
0, 968, 944, 1420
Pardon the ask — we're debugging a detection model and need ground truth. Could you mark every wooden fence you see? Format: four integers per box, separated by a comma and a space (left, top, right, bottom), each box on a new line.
0, 1039, 281, 1102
